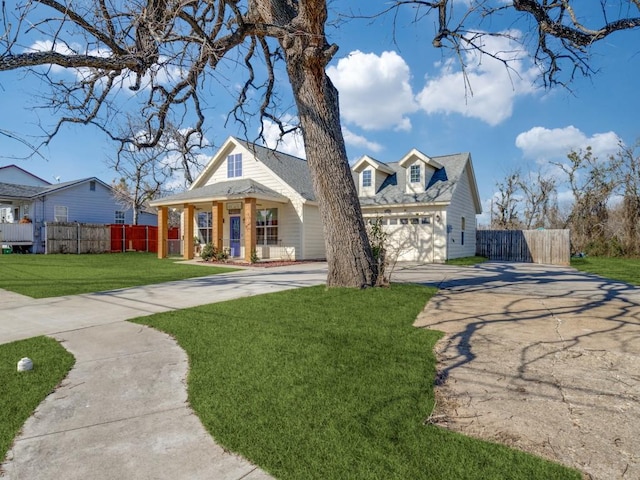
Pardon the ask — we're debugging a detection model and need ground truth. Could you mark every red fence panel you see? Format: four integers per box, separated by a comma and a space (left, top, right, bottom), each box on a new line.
110, 225, 180, 253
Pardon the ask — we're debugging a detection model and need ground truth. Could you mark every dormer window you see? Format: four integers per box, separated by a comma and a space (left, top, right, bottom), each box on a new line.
410, 165, 421, 183
227, 153, 242, 178
362, 169, 372, 187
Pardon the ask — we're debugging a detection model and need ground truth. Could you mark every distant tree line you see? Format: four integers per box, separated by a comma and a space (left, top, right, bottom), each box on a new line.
489, 142, 640, 257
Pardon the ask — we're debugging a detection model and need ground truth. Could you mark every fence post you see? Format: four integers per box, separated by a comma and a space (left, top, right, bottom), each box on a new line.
76, 222, 80, 254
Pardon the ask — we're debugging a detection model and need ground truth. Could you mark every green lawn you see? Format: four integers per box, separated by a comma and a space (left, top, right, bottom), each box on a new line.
135, 285, 580, 480
446, 256, 488, 266
0, 337, 74, 461
571, 256, 640, 285
0, 252, 237, 298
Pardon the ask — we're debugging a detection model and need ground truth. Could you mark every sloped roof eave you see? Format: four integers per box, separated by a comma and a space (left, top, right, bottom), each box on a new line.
360, 200, 451, 209
149, 180, 290, 207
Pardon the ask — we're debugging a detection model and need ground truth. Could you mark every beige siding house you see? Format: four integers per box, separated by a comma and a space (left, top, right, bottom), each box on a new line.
150, 136, 324, 262
352, 149, 482, 263
151, 137, 481, 263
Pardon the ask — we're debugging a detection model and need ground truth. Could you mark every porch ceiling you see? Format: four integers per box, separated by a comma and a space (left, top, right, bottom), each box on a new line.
150, 179, 289, 207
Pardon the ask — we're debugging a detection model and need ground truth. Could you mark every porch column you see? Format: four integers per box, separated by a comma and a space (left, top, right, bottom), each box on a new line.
244, 197, 256, 262
157, 206, 168, 259
212, 201, 223, 251
184, 204, 195, 260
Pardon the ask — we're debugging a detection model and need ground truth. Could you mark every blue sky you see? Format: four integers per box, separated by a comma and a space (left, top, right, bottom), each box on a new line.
0, 3, 637, 225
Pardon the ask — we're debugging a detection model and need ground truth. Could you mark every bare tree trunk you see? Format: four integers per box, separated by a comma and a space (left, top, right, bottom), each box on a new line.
287, 65, 375, 287
277, 2, 376, 287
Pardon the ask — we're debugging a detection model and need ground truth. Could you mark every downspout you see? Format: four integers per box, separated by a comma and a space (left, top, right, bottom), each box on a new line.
40, 196, 46, 254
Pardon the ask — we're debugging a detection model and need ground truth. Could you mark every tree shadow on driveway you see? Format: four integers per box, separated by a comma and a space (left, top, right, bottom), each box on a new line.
402, 262, 640, 480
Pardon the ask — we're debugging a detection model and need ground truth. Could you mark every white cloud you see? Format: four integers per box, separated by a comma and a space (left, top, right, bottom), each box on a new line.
342, 127, 383, 153
515, 126, 621, 162
416, 31, 539, 126
327, 50, 418, 131
260, 118, 306, 159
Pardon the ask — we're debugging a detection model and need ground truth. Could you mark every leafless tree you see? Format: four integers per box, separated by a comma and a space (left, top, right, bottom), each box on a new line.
108, 120, 207, 224
518, 170, 557, 229
556, 147, 618, 254
613, 141, 640, 255
1, 1, 639, 285
492, 171, 522, 229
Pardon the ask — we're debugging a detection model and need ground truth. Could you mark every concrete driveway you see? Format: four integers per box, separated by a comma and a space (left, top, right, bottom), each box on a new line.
2, 261, 637, 479
402, 262, 640, 480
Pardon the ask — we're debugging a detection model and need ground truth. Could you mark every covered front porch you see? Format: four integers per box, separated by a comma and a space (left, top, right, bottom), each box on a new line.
152, 180, 294, 262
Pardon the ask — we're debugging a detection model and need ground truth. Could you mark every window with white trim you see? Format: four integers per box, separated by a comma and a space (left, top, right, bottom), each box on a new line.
227, 153, 242, 178
198, 212, 212, 244
115, 210, 125, 224
362, 169, 372, 187
54, 206, 68, 222
410, 164, 421, 183
461, 216, 466, 245
256, 208, 278, 245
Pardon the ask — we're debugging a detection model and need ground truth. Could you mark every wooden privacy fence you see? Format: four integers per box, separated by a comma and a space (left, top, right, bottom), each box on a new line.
45, 222, 110, 254
476, 229, 570, 266
43, 223, 180, 254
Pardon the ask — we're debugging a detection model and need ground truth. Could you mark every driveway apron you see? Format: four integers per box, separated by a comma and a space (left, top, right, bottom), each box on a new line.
407, 262, 640, 480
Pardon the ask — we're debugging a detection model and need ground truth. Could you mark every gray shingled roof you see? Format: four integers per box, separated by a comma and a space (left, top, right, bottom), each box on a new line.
0, 182, 47, 199
150, 179, 288, 206
357, 153, 470, 207
0, 178, 105, 201
234, 138, 316, 201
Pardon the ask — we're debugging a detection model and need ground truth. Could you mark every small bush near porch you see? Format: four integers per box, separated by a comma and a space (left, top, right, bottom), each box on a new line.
0, 252, 237, 298
135, 285, 580, 480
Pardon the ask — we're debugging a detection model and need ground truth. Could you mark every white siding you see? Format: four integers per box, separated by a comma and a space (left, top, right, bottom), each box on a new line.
0, 166, 49, 186
363, 207, 447, 263
405, 162, 436, 195
357, 167, 390, 197
301, 203, 326, 259
202, 144, 312, 260
273, 200, 302, 260
445, 165, 478, 260
207, 145, 303, 203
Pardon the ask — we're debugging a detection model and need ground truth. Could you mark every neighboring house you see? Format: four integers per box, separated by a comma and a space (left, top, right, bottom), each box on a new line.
0, 165, 157, 253
150, 136, 481, 264
353, 149, 482, 262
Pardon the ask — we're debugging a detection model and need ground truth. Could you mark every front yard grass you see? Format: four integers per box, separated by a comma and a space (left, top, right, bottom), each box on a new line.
446, 256, 488, 266
571, 256, 640, 285
135, 285, 580, 480
0, 337, 74, 462
0, 252, 237, 298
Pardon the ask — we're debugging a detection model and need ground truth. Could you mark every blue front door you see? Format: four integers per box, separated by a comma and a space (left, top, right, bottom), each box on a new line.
230, 216, 241, 257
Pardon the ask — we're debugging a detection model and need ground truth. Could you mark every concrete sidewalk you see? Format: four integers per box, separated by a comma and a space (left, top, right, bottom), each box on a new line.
1, 262, 328, 480
0, 262, 328, 345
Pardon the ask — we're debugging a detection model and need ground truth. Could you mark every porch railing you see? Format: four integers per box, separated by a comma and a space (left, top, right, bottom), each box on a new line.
211, 239, 295, 260
0, 223, 34, 244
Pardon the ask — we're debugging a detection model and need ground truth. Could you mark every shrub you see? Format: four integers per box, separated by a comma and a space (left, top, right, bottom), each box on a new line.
200, 242, 216, 261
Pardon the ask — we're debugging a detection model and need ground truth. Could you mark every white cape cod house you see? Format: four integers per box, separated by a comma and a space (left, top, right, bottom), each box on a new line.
152, 136, 481, 264
353, 149, 482, 262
